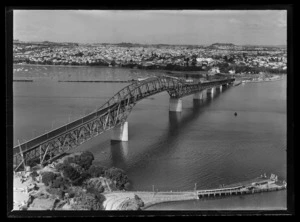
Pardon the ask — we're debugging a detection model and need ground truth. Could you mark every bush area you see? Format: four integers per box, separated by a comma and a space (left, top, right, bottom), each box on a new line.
41, 151, 130, 194
71, 190, 106, 210
104, 167, 129, 190
86, 165, 108, 178
34, 151, 130, 210
57, 151, 94, 170
41, 171, 57, 186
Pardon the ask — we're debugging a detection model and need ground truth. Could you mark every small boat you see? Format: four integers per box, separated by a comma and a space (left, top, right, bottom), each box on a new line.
234, 112, 237, 116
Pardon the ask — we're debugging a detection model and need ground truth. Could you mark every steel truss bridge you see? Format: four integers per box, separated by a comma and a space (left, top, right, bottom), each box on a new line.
13, 75, 235, 171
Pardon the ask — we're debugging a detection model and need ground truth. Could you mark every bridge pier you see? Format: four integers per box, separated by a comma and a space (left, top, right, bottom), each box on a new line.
169, 98, 182, 112
222, 84, 228, 89
207, 87, 215, 96
111, 121, 128, 142
216, 85, 222, 92
193, 91, 204, 100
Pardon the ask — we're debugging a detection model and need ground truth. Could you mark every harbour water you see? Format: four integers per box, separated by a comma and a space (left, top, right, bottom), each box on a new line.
13, 64, 287, 210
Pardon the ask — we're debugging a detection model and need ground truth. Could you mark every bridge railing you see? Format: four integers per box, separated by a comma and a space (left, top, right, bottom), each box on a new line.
13, 104, 112, 155
97, 75, 186, 110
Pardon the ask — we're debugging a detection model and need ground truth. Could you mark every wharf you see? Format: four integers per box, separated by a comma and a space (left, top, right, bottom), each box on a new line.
106, 175, 286, 209
197, 176, 286, 199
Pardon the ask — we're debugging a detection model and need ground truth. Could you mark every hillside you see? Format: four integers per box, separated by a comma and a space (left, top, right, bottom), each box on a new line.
207, 43, 237, 49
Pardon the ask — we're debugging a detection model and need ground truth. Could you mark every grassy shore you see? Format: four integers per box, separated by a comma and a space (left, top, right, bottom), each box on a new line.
103, 191, 198, 210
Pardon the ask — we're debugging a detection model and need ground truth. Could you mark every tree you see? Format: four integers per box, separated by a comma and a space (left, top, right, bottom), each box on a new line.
185, 58, 190, 67
192, 57, 197, 66
104, 167, 129, 190
76, 52, 84, 57
111, 60, 116, 66
87, 165, 108, 178
228, 57, 234, 63
41, 172, 57, 186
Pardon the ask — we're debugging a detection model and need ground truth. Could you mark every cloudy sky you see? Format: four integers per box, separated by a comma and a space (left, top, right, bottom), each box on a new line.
13, 10, 287, 45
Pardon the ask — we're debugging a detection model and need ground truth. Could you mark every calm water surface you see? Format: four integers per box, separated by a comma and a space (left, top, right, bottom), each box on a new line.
13, 64, 287, 210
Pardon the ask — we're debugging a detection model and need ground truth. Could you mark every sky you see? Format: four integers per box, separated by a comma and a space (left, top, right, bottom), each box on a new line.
13, 10, 287, 45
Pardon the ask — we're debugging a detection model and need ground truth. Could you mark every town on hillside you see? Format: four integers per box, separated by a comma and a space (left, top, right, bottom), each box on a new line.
13, 40, 287, 77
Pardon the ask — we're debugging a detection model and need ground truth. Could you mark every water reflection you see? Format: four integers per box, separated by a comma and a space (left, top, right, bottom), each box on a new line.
207, 91, 215, 99
116, 91, 226, 172
168, 112, 181, 128
171, 94, 218, 128
106, 88, 227, 171
110, 141, 129, 169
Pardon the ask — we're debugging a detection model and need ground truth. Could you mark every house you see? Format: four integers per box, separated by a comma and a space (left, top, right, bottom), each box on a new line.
208, 67, 220, 75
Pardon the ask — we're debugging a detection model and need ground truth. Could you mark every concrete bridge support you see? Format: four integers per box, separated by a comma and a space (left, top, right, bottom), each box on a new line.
169, 98, 182, 112
111, 121, 128, 141
207, 87, 215, 96
216, 85, 223, 92
193, 91, 204, 100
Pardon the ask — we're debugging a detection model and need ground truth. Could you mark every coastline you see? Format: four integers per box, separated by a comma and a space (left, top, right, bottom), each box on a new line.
144, 189, 287, 211
102, 191, 197, 210
14, 64, 286, 79
14, 63, 104, 69
13, 161, 286, 211
239, 77, 284, 84
242, 78, 284, 83
13, 63, 171, 74
235, 74, 284, 84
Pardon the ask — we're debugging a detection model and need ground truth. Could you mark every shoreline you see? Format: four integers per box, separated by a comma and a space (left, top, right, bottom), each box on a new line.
13, 165, 286, 211
235, 74, 284, 84
239, 77, 284, 84
13, 64, 287, 79
13, 63, 172, 73
14, 63, 103, 69
102, 174, 287, 210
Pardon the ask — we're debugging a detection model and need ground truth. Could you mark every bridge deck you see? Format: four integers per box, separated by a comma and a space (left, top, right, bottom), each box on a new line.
12, 76, 235, 171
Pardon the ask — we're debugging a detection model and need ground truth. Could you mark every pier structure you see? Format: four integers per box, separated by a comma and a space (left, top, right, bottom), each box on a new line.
169, 98, 183, 112
197, 176, 286, 199
107, 176, 286, 210
193, 91, 204, 100
197, 185, 286, 199
111, 121, 128, 142
206, 87, 215, 96
216, 85, 223, 92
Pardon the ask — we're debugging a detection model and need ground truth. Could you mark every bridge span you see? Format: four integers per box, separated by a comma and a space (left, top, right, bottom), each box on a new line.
13, 75, 235, 171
